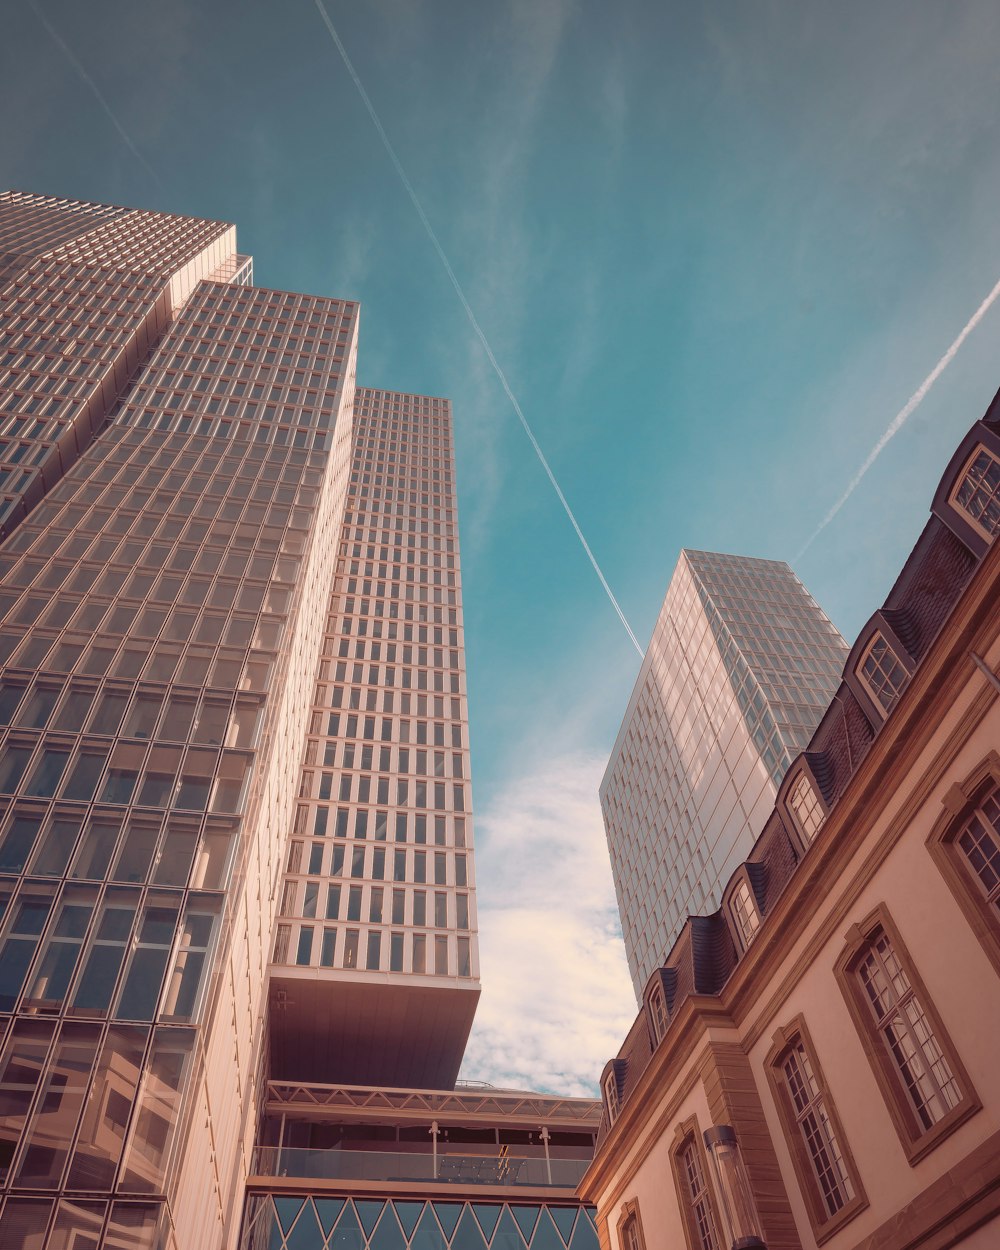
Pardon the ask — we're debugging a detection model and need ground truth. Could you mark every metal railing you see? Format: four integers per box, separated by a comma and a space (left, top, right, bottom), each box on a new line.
252, 1147, 588, 1189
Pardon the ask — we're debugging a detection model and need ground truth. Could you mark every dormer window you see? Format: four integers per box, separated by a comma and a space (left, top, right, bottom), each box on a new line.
731, 879, 760, 949
788, 773, 825, 842
604, 1070, 621, 1124
953, 446, 1000, 540
858, 632, 908, 714
649, 984, 668, 1042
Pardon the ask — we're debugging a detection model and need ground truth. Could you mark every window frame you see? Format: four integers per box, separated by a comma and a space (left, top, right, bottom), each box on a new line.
949, 443, 1000, 543
779, 761, 828, 851
670, 1117, 723, 1250
927, 751, 1000, 977
765, 1015, 868, 1243
728, 874, 761, 950
616, 1198, 647, 1250
833, 904, 980, 1164
856, 630, 910, 717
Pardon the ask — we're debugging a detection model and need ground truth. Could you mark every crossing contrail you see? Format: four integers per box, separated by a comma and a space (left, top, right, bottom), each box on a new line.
312, 0, 644, 657
795, 273, 1000, 561
29, 0, 160, 187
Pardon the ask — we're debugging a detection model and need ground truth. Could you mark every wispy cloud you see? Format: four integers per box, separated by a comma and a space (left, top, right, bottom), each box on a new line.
795, 271, 1000, 560
312, 0, 641, 654
460, 751, 635, 1096
28, 0, 160, 187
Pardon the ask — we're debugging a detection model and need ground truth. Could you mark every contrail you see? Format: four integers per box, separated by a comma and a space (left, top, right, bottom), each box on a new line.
796, 273, 1000, 561
29, 0, 160, 187
312, 0, 644, 657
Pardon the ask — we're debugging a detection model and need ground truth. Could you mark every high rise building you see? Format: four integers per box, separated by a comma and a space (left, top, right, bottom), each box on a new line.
601, 550, 847, 997
268, 385, 480, 1089
0, 192, 597, 1250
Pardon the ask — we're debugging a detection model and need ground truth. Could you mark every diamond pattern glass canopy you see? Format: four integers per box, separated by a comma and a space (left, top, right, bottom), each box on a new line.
241, 1196, 599, 1250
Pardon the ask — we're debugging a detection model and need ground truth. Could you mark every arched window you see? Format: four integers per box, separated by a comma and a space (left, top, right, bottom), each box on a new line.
951, 445, 1000, 540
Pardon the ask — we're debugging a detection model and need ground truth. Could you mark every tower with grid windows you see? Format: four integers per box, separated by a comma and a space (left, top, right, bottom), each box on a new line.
0, 192, 598, 1250
601, 550, 848, 998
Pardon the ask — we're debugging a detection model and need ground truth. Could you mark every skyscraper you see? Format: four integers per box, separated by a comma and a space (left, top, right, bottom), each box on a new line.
0, 192, 597, 1250
268, 385, 480, 1090
601, 550, 847, 997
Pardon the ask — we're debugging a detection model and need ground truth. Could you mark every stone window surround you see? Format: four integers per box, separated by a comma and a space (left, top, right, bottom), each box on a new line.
833, 903, 980, 1165
764, 1014, 869, 1244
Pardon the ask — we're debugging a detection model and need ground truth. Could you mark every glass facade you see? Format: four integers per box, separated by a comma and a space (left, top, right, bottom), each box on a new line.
601, 550, 847, 996
0, 193, 362, 1248
241, 1196, 599, 1250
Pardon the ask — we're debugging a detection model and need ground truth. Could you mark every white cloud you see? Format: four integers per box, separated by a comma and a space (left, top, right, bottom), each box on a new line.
459, 750, 636, 1097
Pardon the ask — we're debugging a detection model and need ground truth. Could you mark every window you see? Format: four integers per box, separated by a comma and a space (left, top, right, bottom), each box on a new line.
730, 879, 760, 948
929, 757, 1000, 975
671, 1122, 721, 1250
952, 445, 1000, 540
648, 983, 668, 1043
857, 632, 908, 714
604, 1069, 621, 1124
835, 907, 979, 1163
766, 1018, 866, 1239
788, 773, 825, 842
617, 1200, 646, 1250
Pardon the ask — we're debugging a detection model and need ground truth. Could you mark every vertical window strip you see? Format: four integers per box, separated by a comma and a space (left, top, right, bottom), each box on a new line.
957, 791, 1000, 909
857, 929, 962, 1130
681, 1140, 719, 1250
781, 1041, 854, 1217
788, 774, 824, 841
731, 880, 760, 947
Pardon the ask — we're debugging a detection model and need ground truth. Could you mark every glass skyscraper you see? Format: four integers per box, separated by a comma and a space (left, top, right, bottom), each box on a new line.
0, 192, 596, 1250
601, 550, 848, 997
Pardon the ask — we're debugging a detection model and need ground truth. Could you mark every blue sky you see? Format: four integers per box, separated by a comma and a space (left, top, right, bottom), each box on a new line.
6, 0, 1000, 1093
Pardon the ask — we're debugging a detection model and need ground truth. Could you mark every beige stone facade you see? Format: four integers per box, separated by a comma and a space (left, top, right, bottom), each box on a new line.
582, 405, 1000, 1250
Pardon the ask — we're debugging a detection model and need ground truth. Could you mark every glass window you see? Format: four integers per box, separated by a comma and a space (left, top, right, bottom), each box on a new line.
70, 815, 122, 881
731, 880, 760, 948
61, 746, 111, 803
13, 1022, 100, 1189
343, 929, 359, 969
858, 632, 908, 714
0, 890, 54, 1010
603, 1071, 620, 1124
855, 927, 962, 1130
70, 891, 139, 1015
25, 888, 96, 1007
0, 810, 43, 873
120, 1027, 195, 1193
953, 446, 1000, 539
788, 774, 825, 842
779, 1038, 855, 1218
679, 1137, 720, 1250
114, 902, 179, 1021
955, 786, 1000, 912
66, 1025, 146, 1190
0, 1021, 54, 1183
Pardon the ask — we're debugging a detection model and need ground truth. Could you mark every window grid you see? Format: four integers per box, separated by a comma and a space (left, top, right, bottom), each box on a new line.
788, 774, 825, 842
730, 879, 760, 947
857, 929, 962, 1130
680, 1140, 719, 1250
781, 1042, 854, 1217
858, 633, 908, 714
954, 447, 1000, 539
957, 790, 1000, 911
